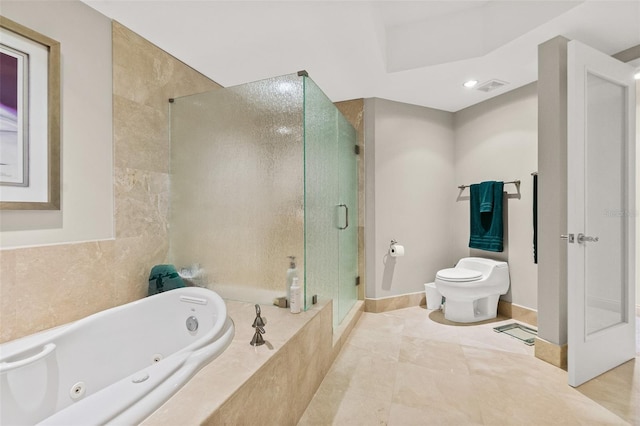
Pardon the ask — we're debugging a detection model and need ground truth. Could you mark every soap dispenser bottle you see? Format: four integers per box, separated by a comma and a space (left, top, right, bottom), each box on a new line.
286, 256, 297, 303
289, 277, 301, 314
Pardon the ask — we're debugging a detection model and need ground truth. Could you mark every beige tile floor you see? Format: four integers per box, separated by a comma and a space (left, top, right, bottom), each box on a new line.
299, 306, 640, 425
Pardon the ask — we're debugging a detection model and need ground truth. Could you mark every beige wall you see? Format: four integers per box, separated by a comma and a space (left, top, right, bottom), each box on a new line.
0, 1, 113, 247
365, 85, 538, 309
365, 98, 456, 299
453, 83, 538, 309
0, 1, 220, 343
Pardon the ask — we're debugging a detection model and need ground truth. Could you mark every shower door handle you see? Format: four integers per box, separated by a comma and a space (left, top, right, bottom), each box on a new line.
338, 204, 348, 230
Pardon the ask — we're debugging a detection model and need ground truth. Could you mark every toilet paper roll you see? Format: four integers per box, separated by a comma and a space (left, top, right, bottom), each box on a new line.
389, 244, 405, 257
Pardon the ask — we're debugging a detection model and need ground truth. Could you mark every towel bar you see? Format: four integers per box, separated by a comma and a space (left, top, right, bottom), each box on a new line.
457, 180, 520, 190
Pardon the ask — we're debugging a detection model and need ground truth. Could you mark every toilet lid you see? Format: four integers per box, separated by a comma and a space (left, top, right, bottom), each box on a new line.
436, 268, 482, 282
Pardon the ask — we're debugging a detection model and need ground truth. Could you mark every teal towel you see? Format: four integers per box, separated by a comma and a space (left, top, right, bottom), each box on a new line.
148, 264, 185, 296
469, 181, 504, 252
479, 181, 495, 213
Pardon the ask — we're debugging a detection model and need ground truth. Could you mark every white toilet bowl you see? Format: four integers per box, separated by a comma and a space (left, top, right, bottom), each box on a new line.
434, 257, 509, 323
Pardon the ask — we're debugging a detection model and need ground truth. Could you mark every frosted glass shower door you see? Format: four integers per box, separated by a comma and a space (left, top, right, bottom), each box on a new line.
303, 76, 358, 329
337, 113, 358, 324
303, 77, 340, 322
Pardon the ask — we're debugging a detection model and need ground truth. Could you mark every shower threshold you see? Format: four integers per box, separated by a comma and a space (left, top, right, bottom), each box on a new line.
493, 323, 537, 345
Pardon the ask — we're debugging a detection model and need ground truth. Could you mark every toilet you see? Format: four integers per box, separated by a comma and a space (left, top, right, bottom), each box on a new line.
434, 257, 509, 323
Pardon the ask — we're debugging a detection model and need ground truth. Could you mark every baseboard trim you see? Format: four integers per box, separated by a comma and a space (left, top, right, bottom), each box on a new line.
534, 336, 567, 370
365, 292, 426, 313
497, 300, 538, 326
364, 293, 540, 321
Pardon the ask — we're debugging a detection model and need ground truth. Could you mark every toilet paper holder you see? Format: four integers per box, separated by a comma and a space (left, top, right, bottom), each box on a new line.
389, 240, 405, 257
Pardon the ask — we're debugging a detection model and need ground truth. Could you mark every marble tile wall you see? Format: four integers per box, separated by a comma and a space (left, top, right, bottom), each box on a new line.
0, 241, 116, 340
0, 22, 220, 343
111, 20, 221, 305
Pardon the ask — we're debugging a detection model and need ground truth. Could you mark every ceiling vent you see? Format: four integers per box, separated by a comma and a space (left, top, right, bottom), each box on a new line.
476, 79, 509, 93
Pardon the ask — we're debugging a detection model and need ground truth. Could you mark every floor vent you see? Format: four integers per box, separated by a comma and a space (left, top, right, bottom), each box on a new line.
476, 79, 509, 92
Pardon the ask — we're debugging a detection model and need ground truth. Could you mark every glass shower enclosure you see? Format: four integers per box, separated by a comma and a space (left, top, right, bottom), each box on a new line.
169, 73, 358, 329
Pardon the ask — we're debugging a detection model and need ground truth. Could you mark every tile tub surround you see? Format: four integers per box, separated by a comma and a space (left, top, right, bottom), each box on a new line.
142, 299, 362, 425
300, 306, 639, 425
111, 20, 222, 302
0, 241, 117, 342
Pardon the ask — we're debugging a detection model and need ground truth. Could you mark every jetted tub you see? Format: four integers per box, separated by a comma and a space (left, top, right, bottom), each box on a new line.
0, 287, 234, 425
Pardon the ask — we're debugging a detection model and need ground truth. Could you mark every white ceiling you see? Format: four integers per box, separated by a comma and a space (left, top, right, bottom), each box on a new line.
83, 0, 640, 112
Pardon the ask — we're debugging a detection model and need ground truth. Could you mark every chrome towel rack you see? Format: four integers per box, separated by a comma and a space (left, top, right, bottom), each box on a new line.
457, 180, 521, 190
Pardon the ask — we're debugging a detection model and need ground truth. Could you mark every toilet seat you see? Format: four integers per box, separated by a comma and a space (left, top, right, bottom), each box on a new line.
436, 268, 482, 282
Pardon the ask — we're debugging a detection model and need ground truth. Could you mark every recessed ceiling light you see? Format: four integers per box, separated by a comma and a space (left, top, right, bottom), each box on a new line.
463, 80, 479, 88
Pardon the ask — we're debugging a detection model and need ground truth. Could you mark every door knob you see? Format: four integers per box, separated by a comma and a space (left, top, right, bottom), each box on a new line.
577, 233, 599, 244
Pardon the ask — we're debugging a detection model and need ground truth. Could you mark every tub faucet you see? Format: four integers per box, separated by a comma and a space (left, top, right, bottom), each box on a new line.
250, 304, 266, 346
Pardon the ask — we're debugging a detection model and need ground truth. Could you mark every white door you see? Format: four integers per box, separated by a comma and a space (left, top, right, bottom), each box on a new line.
567, 40, 636, 387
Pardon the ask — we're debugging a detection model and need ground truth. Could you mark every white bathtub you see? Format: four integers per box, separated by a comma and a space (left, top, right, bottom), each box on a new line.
0, 287, 234, 425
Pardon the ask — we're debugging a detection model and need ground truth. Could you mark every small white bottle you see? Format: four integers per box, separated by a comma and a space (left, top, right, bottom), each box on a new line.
289, 277, 301, 314
286, 256, 297, 304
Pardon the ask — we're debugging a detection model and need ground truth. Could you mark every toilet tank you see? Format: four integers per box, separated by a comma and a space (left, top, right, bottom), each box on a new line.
456, 257, 508, 277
